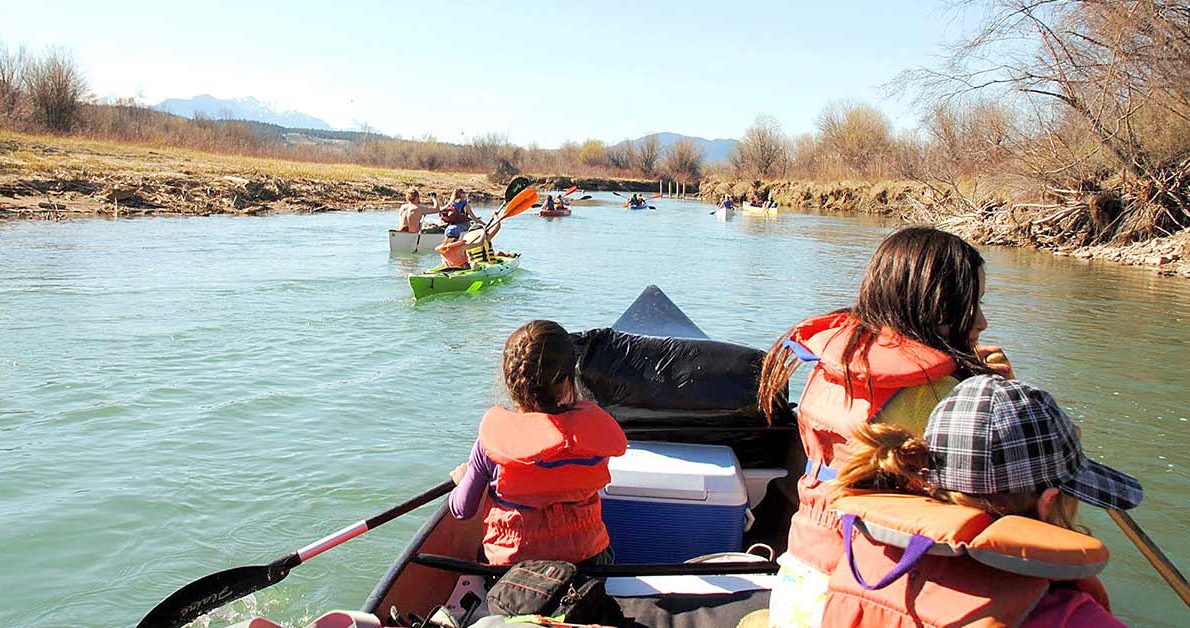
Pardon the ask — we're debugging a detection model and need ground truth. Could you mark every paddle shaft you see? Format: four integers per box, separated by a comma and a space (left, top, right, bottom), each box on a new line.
138, 480, 454, 628
1108, 509, 1190, 608
297, 480, 453, 562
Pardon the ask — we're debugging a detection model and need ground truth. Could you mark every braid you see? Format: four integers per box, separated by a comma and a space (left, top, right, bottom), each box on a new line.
502, 320, 576, 414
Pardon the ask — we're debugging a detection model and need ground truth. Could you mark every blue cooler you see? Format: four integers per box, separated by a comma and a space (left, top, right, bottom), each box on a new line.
600, 441, 749, 563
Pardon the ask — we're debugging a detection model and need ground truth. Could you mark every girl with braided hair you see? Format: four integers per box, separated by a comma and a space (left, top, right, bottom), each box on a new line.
447, 320, 627, 565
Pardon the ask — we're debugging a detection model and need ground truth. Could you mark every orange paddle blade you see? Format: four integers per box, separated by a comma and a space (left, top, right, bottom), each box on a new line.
500, 187, 539, 219
650, 193, 663, 199
561, 186, 579, 197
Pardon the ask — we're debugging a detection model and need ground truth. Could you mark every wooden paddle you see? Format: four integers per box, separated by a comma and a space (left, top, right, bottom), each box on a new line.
1109, 509, 1190, 608
136, 480, 454, 628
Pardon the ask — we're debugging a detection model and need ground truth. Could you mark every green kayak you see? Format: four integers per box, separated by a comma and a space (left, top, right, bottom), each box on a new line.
408, 254, 521, 300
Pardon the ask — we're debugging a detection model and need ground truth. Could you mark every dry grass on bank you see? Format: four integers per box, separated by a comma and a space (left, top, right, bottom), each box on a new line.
0, 131, 500, 220
0, 130, 493, 186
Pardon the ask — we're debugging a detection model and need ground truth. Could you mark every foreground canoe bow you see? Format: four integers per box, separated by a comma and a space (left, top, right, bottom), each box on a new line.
364, 285, 797, 627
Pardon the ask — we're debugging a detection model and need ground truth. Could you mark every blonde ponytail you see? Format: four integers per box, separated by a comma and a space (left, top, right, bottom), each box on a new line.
835, 423, 932, 494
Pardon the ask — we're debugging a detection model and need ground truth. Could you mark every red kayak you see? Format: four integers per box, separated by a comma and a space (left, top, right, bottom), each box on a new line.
539, 208, 572, 217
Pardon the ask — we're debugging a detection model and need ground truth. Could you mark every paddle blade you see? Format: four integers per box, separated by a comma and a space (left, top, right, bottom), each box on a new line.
500, 188, 539, 219
650, 193, 663, 199
503, 177, 532, 202
561, 185, 579, 197
137, 562, 290, 628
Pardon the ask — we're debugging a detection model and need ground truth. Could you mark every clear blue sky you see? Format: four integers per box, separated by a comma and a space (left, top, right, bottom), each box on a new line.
2, 0, 977, 147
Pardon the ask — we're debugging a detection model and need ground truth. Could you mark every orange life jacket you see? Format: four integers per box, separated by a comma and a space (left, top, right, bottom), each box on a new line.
477, 400, 627, 565
786, 312, 956, 573
823, 493, 1111, 627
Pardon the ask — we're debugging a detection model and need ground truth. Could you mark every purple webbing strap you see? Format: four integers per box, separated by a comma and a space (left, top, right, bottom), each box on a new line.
781, 337, 820, 363
842, 514, 934, 590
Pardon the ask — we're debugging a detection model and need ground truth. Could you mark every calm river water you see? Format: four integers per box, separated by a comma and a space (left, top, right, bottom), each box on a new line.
1, 195, 1187, 626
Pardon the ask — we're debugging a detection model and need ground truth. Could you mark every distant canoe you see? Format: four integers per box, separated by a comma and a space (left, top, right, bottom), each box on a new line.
388, 228, 446, 255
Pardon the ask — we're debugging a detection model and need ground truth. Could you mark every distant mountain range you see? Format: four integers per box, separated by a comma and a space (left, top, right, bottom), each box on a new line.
614, 133, 739, 164
153, 95, 334, 130
149, 96, 740, 160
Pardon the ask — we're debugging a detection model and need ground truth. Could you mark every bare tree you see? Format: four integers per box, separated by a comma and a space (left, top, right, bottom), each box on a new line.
606, 139, 634, 170
735, 114, 789, 178
816, 101, 894, 178
635, 135, 661, 176
899, 0, 1190, 241
23, 46, 88, 132
467, 132, 510, 170
0, 41, 27, 121
661, 138, 705, 183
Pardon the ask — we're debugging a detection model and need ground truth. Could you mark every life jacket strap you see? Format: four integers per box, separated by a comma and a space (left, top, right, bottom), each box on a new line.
842, 513, 934, 590
487, 486, 534, 511
782, 337, 821, 363
805, 459, 838, 483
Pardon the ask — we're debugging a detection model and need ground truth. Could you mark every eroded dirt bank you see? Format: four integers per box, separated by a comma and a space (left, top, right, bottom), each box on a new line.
700, 177, 1188, 278
0, 133, 501, 220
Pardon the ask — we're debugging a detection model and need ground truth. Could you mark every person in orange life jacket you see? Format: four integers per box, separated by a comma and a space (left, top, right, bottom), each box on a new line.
448, 320, 628, 566
396, 189, 439, 233
438, 188, 480, 239
815, 375, 1141, 627
756, 227, 1014, 618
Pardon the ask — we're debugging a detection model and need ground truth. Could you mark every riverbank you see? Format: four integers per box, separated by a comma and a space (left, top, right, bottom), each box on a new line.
532, 175, 681, 193
0, 131, 501, 220
700, 177, 1189, 278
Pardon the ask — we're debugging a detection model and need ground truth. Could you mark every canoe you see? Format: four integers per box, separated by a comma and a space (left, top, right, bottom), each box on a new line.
717, 207, 734, 220
742, 205, 778, 216
388, 227, 446, 255
362, 285, 798, 626
538, 208, 572, 217
408, 254, 520, 300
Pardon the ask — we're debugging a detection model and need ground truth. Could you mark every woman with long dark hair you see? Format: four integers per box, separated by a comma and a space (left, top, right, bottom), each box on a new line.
759, 226, 1012, 625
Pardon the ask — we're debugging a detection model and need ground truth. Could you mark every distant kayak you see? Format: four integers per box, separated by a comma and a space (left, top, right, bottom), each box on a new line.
567, 195, 597, 205
408, 254, 520, 300
539, 207, 572, 217
628, 204, 649, 210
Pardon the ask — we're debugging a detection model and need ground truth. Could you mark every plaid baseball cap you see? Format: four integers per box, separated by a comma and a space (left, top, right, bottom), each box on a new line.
925, 375, 1142, 510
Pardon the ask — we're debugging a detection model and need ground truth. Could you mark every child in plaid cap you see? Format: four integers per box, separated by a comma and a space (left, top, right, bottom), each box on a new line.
821, 374, 1142, 627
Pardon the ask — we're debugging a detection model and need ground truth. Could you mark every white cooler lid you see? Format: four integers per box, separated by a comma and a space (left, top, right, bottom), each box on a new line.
602, 440, 748, 506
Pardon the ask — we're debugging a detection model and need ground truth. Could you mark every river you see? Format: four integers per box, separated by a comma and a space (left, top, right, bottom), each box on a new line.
1, 195, 1187, 626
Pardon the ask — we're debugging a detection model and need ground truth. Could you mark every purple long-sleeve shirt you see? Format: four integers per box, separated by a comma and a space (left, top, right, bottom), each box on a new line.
449, 438, 499, 519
